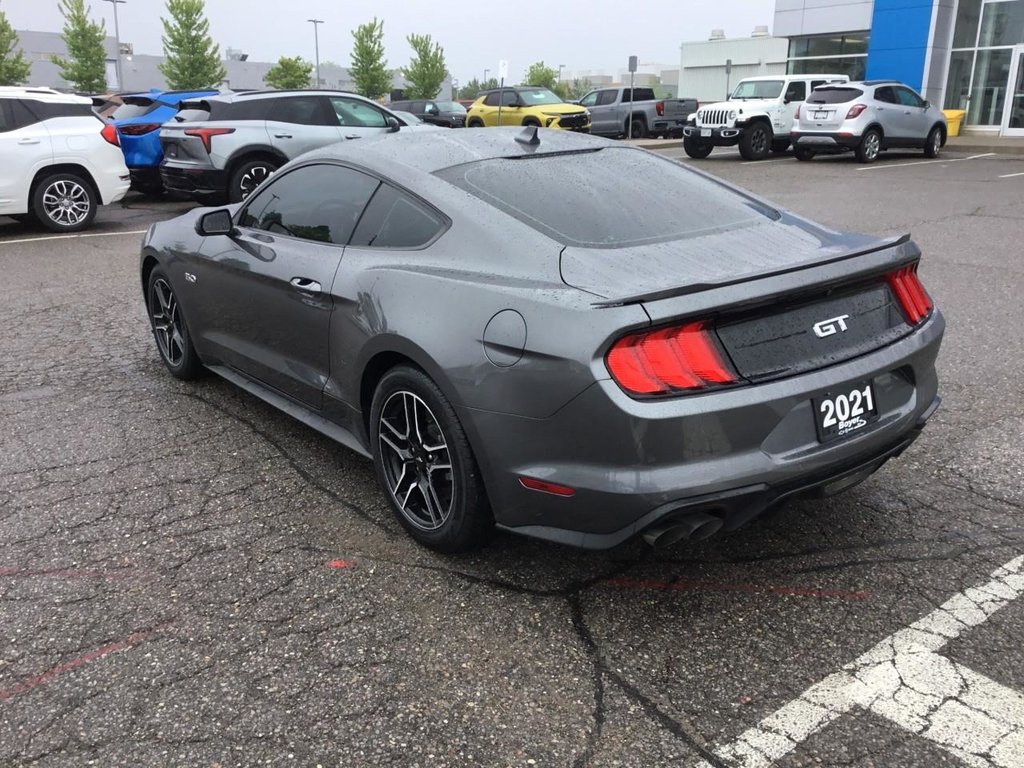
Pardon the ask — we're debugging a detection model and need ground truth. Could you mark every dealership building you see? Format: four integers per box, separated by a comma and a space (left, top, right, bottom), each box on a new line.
774, 0, 1024, 135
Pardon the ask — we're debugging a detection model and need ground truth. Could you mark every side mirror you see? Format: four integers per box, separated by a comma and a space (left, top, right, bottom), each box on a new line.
196, 208, 235, 237
923, 100, 931, 109
387, 115, 401, 132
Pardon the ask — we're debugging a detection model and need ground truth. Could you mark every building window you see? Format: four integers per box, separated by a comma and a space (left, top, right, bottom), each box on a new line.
786, 33, 869, 81
944, 0, 1024, 125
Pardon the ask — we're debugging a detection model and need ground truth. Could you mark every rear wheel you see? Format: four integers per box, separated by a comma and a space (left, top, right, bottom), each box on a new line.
924, 126, 944, 158
855, 129, 882, 163
370, 366, 492, 552
738, 123, 772, 161
628, 118, 648, 139
228, 158, 279, 203
793, 146, 815, 161
32, 172, 96, 232
683, 137, 713, 159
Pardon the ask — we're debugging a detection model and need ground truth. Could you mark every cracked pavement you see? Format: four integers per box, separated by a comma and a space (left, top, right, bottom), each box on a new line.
1, 153, 1023, 767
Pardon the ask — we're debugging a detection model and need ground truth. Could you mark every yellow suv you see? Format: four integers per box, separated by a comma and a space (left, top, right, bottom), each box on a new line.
466, 87, 591, 131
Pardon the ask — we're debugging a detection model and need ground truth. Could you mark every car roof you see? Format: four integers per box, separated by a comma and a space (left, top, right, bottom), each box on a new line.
196, 88, 368, 105
0, 86, 92, 104
860, 80, 902, 86
304, 126, 618, 177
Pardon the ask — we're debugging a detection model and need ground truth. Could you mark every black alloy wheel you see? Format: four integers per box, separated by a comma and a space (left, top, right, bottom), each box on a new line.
147, 268, 203, 379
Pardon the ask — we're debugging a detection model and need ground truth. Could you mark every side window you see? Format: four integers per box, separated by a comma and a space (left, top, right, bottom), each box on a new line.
483, 92, 500, 107
784, 81, 807, 101
349, 184, 446, 249
597, 90, 618, 106
238, 165, 380, 245
896, 87, 925, 108
810, 80, 826, 92
271, 96, 336, 126
424, 102, 438, 114
579, 92, 598, 107
331, 97, 387, 127
875, 87, 898, 104
500, 90, 519, 106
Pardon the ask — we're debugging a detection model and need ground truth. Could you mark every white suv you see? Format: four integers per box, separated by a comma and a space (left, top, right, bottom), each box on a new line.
0, 87, 130, 232
682, 74, 849, 161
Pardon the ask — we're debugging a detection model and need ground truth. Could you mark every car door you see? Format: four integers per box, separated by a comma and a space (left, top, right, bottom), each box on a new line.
330, 96, 392, 140
779, 80, 807, 132
421, 101, 443, 126
192, 163, 380, 408
894, 86, 930, 144
872, 86, 902, 140
494, 90, 523, 126
0, 100, 52, 214
267, 95, 342, 158
588, 90, 619, 135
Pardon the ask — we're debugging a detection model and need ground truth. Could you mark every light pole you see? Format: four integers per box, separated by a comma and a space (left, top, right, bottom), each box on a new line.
483, 68, 489, 87
308, 19, 324, 88
103, 0, 126, 90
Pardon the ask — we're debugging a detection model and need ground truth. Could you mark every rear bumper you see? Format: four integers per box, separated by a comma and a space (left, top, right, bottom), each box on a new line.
462, 312, 944, 549
791, 131, 862, 152
159, 163, 228, 200
129, 166, 163, 191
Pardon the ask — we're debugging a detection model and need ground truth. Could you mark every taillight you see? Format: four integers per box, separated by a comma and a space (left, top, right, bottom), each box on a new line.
846, 104, 867, 119
100, 123, 119, 146
118, 123, 161, 136
606, 320, 738, 396
656, 100, 665, 116
886, 264, 933, 325
184, 127, 235, 153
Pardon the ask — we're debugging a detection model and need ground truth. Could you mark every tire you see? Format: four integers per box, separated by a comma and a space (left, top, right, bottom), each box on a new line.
522, 118, 541, 127
628, 118, 648, 139
32, 172, 97, 233
370, 365, 492, 553
228, 157, 279, 203
793, 146, 815, 161
771, 140, 790, 154
738, 122, 772, 161
683, 137, 713, 159
855, 128, 882, 163
924, 126, 944, 158
468, 117, 484, 128
146, 267, 204, 380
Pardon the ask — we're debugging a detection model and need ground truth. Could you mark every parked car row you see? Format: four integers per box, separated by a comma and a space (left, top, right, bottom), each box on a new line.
681, 75, 947, 163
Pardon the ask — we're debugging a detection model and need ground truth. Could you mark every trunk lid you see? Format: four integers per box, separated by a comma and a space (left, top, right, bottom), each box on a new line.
800, 86, 865, 131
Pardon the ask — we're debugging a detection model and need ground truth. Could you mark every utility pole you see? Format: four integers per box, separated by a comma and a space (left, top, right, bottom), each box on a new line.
103, 0, 126, 90
558, 63, 564, 89
483, 68, 489, 87
308, 19, 324, 88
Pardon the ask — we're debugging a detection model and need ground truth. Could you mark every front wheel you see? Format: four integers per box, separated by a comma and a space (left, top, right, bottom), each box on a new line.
33, 172, 97, 232
228, 158, 279, 203
738, 123, 772, 161
146, 267, 204, 380
683, 137, 713, 159
924, 126, 944, 158
467, 118, 485, 128
371, 366, 492, 553
855, 129, 882, 163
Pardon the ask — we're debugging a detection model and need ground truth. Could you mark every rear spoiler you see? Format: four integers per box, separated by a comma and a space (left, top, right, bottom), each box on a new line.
592, 233, 913, 308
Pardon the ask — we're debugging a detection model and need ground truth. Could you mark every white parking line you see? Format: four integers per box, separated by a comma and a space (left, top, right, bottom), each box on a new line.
999, 172, 1024, 179
966, 152, 997, 160
693, 554, 1024, 768
858, 158, 965, 171
741, 157, 792, 165
0, 229, 147, 247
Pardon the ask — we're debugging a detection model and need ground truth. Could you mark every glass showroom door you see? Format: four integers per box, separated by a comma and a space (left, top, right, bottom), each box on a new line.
1003, 46, 1024, 136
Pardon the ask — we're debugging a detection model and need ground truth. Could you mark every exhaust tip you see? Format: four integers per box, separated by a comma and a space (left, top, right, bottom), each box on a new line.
642, 512, 723, 548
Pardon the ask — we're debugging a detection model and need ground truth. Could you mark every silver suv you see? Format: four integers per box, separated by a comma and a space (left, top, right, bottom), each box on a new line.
159, 90, 417, 203
790, 80, 947, 163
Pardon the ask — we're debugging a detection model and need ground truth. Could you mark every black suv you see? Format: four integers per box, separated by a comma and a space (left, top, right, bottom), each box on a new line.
388, 99, 466, 127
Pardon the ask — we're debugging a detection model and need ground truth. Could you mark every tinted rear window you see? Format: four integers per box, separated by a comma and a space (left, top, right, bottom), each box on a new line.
24, 101, 97, 120
624, 88, 656, 102
437, 148, 775, 248
808, 87, 864, 104
112, 98, 159, 119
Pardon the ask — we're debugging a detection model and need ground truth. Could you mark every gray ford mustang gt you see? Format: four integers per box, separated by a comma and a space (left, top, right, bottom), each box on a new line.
140, 127, 944, 552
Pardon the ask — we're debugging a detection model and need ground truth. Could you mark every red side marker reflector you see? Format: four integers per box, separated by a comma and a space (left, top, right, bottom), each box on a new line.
327, 559, 353, 569
519, 477, 576, 497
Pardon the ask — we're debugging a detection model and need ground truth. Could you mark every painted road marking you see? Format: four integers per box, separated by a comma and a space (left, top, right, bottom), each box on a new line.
858, 158, 966, 171
999, 172, 1024, 179
0, 229, 147, 247
741, 157, 792, 165
965, 152, 997, 160
693, 554, 1024, 768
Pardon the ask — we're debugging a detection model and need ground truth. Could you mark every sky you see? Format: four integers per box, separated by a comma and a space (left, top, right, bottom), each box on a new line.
3, 0, 776, 84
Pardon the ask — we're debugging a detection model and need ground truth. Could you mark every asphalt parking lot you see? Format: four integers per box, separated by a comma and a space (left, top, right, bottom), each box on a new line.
2, 146, 1024, 767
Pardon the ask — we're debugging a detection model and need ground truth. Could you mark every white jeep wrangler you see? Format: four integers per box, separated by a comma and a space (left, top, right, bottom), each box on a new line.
682, 74, 849, 161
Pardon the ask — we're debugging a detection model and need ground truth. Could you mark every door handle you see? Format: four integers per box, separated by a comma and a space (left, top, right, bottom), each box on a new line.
290, 277, 322, 294
273, 133, 293, 139
17, 138, 41, 145
344, 134, 362, 140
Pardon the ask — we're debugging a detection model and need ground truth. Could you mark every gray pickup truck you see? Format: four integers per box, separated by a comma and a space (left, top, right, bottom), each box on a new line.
578, 87, 698, 139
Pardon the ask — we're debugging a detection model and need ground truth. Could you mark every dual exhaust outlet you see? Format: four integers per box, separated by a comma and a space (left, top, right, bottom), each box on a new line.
642, 511, 723, 548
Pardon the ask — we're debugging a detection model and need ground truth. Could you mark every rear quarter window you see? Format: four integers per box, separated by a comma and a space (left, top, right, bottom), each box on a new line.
437, 148, 776, 248
112, 99, 158, 120
808, 87, 864, 104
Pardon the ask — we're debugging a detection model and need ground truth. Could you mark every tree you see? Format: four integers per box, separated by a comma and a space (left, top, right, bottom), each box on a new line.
159, 0, 226, 90
458, 77, 497, 100
0, 7, 31, 85
264, 56, 312, 89
566, 77, 594, 100
402, 33, 447, 99
350, 18, 390, 100
50, 0, 106, 92
521, 61, 558, 90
